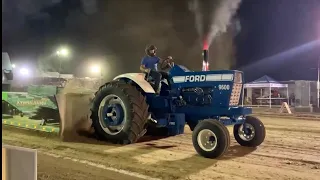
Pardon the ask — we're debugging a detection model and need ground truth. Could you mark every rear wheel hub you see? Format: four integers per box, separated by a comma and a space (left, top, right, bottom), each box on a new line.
98, 94, 126, 135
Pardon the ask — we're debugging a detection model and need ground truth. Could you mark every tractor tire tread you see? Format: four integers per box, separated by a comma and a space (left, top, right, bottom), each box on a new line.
233, 116, 266, 147
192, 119, 230, 159
204, 119, 230, 155
91, 81, 149, 144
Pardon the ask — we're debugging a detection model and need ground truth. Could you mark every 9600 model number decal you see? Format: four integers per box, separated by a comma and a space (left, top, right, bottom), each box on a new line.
218, 84, 230, 90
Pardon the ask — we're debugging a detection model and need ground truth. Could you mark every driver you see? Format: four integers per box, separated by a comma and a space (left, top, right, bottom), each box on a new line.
140, 45, 172, 94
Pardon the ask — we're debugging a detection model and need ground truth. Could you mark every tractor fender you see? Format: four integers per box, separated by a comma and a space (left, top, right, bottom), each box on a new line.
113, 73, 155, 93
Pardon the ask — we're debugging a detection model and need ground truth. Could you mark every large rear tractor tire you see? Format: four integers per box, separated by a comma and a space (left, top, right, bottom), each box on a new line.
192, 120, 230, 159
233, 116, 266, 147
90, 81, 149, 144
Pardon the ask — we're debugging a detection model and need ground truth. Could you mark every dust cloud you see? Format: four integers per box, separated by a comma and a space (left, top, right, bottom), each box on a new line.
57, 78, 98, 142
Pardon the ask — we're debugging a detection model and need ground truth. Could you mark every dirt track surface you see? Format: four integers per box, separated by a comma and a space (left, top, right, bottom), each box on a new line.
37, 153, 144, 180
2, 117, 320, 180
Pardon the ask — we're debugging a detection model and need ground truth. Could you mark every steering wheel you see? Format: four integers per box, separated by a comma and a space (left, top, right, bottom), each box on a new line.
159, 57, 174, 71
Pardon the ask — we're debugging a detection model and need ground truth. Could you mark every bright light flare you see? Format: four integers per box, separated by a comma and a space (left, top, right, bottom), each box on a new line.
19, 68, 29, 75
56, 48, 69, 57
202, 61, 209, 71
12, 64, 16, 68
90, 65, 101, 74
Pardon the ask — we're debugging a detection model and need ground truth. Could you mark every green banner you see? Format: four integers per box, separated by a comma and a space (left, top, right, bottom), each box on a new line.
3, 92, 57, 113
2, 92, 8, 101
27, 85, 57, 96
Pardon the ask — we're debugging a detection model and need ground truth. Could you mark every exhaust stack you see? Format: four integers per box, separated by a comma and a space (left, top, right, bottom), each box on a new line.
202, 38, 209, 71
202, 49, 209, 71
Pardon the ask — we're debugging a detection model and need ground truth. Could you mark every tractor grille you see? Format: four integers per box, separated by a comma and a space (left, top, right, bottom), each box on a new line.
229, 83, 242, 106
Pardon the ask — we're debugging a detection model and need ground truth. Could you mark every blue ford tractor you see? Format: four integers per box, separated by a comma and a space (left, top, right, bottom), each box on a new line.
90, 61, 266, 158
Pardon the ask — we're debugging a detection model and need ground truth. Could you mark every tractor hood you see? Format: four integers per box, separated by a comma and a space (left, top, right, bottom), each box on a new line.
169, 64, 242, 84
169, 65, 243, 107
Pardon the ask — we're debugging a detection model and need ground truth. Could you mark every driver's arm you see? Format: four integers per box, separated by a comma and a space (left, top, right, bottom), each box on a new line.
140, 64, 150, 73
140, 57, 150, 73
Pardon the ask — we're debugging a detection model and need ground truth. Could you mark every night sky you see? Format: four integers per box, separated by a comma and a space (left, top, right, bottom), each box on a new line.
2, 0, 320, 82
237, 0, 320, 81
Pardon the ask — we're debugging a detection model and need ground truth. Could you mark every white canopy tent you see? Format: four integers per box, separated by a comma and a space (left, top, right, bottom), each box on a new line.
243, 75, 289, 108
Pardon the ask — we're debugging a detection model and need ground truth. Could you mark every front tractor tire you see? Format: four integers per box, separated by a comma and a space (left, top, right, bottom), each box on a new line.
91, 81, 149, 144
233, 116, 266, 147
192, 120, 230, 159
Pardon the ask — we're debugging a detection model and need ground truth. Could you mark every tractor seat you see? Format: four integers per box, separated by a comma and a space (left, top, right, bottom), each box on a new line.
144, 73, 154, 82
144, 72, 171, 95
143, 73, 158, 92
144, 72, 169, 83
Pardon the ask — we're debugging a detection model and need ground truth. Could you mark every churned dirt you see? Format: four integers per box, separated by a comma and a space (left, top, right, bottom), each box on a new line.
37, 153, 144, 180
2, 116, 320, 180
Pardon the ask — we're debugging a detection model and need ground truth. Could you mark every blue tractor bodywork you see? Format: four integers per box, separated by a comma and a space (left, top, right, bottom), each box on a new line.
139, 65, 252, 136
92, 63, 265, 159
